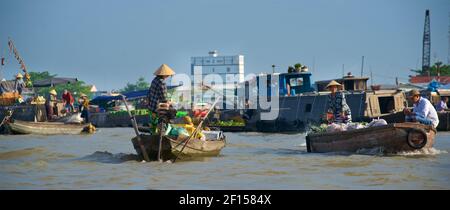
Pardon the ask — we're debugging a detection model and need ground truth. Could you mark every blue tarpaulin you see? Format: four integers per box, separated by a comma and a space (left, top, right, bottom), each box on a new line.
427, 79, 441, 92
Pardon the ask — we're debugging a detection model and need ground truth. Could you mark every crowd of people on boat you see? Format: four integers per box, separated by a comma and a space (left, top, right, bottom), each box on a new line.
45, 89, 90, 123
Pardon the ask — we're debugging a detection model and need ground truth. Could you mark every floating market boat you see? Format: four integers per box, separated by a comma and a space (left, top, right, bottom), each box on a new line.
6, 120, 91, 135
131, 132, 226, 161
306, 122, 436, 154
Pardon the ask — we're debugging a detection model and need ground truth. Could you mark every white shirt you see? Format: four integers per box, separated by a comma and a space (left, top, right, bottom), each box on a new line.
413, 97, 439, 127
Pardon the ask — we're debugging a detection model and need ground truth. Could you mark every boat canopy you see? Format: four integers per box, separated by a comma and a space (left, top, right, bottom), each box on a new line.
90, 85, 182, 106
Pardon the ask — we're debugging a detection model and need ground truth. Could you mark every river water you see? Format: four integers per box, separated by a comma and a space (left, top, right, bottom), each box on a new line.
0, 128, 449, 189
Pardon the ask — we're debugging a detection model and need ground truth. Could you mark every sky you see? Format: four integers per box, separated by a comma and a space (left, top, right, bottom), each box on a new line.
0, 0, 449, 91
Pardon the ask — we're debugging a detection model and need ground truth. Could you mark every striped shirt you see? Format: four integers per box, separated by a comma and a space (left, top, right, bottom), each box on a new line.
147, 77, 168, 113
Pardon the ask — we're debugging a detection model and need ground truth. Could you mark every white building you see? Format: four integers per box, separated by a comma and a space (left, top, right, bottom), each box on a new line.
191, 50, 244, 85
190, 50, 245, 108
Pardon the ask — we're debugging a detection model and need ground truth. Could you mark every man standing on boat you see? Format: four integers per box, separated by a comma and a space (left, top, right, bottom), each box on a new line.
79, 93, 90, 123
62, 89, 75, 113
46, 89, 58, 121
147, 64, 175, 132
404, 89, 439, 128
326, 80, 352, 123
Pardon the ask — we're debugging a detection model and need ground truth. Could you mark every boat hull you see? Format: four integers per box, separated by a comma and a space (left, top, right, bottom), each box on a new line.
7, 120, 86, 135
131, 134, 226, 161
306, 123, 436, 154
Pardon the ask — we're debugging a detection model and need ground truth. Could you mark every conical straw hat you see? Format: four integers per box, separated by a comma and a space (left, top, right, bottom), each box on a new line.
326, 80, 342, 88
49, 89, 57, 95
154, 64, 175, 76
16, 73, 23, 78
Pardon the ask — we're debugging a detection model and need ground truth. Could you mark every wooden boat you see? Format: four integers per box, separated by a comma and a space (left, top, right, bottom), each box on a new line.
437, 111, 450, 131
131, 133, 226, 161
306, 122, 436, 154
7, 120, 89, 135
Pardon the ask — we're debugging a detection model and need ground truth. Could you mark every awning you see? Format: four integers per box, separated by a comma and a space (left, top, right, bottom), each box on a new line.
90, 85, 182, 106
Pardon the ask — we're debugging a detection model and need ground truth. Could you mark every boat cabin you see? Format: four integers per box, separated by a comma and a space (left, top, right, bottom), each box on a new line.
252, 72, 315, 97
315, 73, 369, 92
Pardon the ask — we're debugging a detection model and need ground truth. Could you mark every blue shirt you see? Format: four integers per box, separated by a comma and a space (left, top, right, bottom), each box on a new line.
435, 100, 448, 112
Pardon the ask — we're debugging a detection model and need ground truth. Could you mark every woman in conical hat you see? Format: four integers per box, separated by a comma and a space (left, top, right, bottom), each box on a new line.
326, 80, 352, 124
148, 64, 175, 114
46, 89, 58, 120
14, 73, 26, 94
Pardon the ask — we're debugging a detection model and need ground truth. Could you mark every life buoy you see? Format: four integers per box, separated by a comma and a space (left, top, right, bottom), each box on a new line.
406, 128, 428, 149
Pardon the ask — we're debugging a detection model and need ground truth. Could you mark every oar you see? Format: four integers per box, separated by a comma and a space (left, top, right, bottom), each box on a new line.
121, 95, 150, 162
157, 119, 165, 162
0, 104, 18, 128
172, 96, 221, 163
0, 110, 14, 128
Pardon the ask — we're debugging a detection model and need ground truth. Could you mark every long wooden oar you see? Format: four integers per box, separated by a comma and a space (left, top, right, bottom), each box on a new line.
0, 110, 14, 128
121, 95, 150, 162
172, 96, 221, 163
157, 120, 165, 162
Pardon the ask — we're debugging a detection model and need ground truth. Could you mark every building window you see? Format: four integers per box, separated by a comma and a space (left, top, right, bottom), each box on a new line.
227, 67, 230, 72
212, 68, 215, 72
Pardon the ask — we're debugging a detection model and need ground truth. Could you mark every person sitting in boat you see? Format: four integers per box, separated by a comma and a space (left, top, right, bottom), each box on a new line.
62, 89, 75, 113
147, 64, 175, 129
46, 89, 58, 120
79, 93, 90, 123
14, 73, 26, 95
326, 80, 352, 123
435, 96, 448, 112
404, 89, 439, 128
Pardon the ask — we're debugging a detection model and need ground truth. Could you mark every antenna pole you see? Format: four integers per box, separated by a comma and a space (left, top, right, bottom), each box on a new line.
360, 56, 365, 77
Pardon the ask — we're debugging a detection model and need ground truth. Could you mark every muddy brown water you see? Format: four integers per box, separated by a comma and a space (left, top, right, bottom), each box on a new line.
0, 128, 449, 189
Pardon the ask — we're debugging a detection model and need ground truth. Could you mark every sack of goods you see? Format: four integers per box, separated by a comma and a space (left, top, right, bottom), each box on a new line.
367, 119, 387, 127
311, 119, 388, 134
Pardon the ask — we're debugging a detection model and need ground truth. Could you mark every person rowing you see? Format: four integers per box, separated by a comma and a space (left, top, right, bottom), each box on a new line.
147, 64, 176, 133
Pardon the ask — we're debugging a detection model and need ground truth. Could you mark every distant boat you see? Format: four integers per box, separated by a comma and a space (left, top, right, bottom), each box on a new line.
306, 123, 436, 154
242, 72, 408, 132
6, 120, 89, 135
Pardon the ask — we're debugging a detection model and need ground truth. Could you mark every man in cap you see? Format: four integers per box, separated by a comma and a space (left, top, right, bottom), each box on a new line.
326, 80, 352, 123
404, 89, 439, 128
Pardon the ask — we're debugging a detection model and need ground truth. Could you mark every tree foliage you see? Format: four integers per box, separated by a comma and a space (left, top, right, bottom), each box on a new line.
28, 71, 92, 98
410, 61, 450, 76
120, 76, 150, 93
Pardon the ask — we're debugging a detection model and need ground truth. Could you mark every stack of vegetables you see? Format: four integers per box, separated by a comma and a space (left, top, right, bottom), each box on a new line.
108, 109, 150, 116
210, 120, 245, 127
